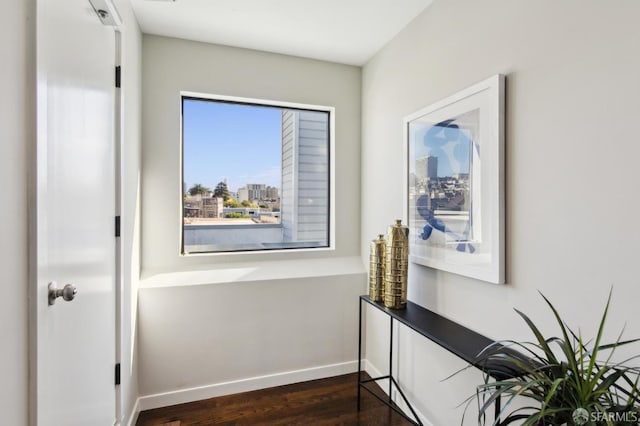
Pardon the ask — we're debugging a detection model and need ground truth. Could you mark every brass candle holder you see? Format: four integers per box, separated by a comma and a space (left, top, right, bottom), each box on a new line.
383, 219, 408, 309
369, 234, 385, 302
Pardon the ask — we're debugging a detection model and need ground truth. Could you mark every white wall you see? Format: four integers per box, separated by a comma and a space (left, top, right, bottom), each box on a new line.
361, 1, 640, 424
0, 1, 34, 424
141, 35, 361, 273
137, 266, 365, 408
113, 0, 143, 424
139, 35, 365, 406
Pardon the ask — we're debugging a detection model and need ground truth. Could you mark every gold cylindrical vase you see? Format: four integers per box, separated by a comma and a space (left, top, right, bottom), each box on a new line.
369, 234, 386, 302
384, 219, 409, 309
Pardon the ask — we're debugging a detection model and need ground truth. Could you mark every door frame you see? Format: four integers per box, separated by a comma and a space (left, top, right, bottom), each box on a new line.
28, 1, 122, 424
114, 28, 124, 425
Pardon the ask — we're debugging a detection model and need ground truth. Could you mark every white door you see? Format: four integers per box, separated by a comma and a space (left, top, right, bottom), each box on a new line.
34, 0, 117, 424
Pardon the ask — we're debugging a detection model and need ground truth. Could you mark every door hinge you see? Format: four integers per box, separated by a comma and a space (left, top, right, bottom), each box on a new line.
115, 65, 121, 88
115, 216, 121, 237
115, 363, 121, 386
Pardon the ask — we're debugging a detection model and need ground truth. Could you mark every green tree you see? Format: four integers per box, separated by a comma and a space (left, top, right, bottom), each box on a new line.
188, 183, 209, 196
214, 181, 230, 200
224, 198, 239, 208
241, 200, 258, 208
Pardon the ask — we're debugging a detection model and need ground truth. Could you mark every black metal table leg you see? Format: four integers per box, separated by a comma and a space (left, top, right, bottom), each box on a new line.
389, 315, 393, 403
494, 391, 501, 425
357, 296, 363, 410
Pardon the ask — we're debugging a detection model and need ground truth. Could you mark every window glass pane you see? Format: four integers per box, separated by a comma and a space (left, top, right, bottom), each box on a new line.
181, 96, 330, 254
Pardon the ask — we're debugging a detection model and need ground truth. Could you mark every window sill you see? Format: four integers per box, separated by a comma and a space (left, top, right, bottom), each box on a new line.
139, 256, 365, 289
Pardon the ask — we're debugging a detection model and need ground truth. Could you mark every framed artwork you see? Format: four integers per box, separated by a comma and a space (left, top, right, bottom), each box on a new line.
404, 74, 505, 284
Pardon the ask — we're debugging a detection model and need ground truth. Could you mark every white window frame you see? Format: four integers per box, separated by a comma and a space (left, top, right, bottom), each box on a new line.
179, 91, 336, 256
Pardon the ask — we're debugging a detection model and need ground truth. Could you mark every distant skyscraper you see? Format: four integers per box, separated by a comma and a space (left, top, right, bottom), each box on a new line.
416, 156, 438, 180
426, 156, 438, 178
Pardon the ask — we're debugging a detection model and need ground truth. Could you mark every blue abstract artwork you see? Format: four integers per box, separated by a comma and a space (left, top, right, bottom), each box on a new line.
404, 74, 504, 284
409, 109, 480, 253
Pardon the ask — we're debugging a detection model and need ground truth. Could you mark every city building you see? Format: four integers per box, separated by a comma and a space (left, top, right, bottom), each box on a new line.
415, 155, 438, 181
184, 195, 224, 218
234, 184, 279, 205
237, 187, 249, 202
265, 186, 279, 200
245, 183, 266, 202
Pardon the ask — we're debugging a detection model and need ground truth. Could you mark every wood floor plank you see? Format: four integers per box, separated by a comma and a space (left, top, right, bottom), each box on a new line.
136, 373, 414, 425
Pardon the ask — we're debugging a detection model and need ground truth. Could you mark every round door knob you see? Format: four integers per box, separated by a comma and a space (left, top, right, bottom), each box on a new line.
61, 284, 77, 301
48, 282, 78, 306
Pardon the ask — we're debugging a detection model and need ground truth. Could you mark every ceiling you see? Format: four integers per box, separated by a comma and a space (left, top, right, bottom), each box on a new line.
129, 0, 433, 66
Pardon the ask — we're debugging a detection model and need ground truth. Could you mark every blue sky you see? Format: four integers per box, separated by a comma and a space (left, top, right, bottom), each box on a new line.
410, 109, 479, 177
182, 99, 282, 193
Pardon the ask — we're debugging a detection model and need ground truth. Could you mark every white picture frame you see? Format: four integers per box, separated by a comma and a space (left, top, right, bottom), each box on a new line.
404, 74, 505, 284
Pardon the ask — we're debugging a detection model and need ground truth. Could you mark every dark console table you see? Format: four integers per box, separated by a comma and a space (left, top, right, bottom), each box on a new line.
357, 295, 524, 425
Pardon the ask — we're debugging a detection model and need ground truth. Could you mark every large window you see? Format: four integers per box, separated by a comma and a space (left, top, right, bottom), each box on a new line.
181, 94, 332, 254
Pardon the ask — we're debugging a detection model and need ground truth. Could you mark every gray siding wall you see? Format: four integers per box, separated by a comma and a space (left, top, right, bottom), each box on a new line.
281, 110, 296, 241
294, 111, 329, 242
281, 110, 329, 243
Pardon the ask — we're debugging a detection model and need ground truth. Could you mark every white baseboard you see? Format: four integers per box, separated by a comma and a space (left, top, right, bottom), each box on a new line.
125, 398, 141, 426
363, 360, 434, 426
363, 359, 384, 382
138, 360, 358, 411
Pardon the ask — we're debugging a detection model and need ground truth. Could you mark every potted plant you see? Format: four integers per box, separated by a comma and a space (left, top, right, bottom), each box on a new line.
465, 290, 640, 425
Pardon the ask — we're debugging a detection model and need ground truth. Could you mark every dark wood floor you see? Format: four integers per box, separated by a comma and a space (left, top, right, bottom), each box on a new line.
136, 373, 414, 425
